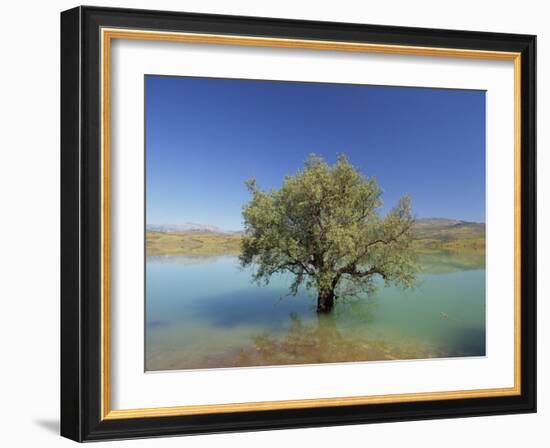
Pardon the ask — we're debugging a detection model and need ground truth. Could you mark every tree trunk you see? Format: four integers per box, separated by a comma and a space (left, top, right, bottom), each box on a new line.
317, 289, 335, 313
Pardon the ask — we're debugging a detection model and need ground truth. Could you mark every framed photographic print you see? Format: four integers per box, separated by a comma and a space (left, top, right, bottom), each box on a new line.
60, 6, 536, 442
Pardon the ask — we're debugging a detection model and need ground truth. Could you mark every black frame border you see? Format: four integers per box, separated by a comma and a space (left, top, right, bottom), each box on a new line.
61, 6, 536, 442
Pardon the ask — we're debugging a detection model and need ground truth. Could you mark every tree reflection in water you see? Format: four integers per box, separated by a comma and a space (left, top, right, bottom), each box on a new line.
233, 312, 444, 367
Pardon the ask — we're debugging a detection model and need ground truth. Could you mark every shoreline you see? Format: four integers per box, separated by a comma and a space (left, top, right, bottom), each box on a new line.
146, 230, 485, 257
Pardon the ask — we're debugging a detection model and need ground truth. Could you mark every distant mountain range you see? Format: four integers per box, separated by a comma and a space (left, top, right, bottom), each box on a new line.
147, 218, 484, 240
413, 218, 485, 241
146, 222, 241, 234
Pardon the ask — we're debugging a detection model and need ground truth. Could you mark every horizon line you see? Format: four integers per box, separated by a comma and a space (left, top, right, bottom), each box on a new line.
146, 216, 487, 233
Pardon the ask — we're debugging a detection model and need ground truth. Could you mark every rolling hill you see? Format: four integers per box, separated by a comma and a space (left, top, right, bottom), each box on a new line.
412, 218, 485, 241
146, 218, 485, 256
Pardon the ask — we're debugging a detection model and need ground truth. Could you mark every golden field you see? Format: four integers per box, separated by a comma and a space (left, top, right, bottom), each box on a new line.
146, 231, 242, 256
146, 231, 485, 257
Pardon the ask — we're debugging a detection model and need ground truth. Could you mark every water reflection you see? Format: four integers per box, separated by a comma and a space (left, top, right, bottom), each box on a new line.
417, 250, 485, 273
190, 288, 313, 328
233, 312, 446, 367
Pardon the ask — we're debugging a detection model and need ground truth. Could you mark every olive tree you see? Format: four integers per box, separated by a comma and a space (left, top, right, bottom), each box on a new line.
240, 154, 416, 313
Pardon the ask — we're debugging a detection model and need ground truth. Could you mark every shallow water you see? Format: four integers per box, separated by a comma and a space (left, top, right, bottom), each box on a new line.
145, 252, 485, 371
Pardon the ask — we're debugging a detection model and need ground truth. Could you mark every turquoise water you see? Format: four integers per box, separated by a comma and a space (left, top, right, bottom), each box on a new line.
145, 253, 485, 370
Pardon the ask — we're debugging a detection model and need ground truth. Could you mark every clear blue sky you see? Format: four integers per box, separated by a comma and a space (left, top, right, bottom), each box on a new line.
146, 75, 485, 231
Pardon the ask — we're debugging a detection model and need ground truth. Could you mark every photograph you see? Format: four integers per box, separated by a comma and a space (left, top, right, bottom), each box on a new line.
144, 75, 487, 371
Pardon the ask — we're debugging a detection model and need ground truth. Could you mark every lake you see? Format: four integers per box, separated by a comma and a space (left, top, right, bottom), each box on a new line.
145, 251, 485, 371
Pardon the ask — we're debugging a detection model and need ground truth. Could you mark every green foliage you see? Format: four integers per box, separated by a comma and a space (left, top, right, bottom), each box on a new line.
240, 154, 417, 304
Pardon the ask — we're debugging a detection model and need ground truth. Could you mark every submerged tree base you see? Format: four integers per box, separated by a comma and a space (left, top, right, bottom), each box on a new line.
317, 290, 335, 313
